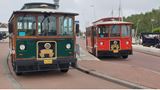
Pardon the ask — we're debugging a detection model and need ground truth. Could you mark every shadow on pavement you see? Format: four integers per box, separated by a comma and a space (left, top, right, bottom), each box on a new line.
98, 56, 129, 61
14, 68, 75, 78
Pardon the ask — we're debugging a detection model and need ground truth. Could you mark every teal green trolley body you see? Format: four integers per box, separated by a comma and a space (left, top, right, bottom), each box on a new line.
8, 3, 78, 75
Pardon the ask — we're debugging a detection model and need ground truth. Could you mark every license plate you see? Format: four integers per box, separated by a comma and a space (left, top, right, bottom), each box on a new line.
113, 50, 119, 53
44, 59, 53, 64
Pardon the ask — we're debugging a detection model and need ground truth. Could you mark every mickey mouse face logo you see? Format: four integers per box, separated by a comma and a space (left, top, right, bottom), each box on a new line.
44, 43, 51, 49
113, 41, 118, 44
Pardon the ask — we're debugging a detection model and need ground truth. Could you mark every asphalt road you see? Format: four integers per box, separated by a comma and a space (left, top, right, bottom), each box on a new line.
10, 69, 127, 89
0, 42, 127, 89
100, 51, 160, 73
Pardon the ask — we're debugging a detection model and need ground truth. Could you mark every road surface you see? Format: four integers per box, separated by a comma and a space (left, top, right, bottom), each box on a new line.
0, 42, 127, 89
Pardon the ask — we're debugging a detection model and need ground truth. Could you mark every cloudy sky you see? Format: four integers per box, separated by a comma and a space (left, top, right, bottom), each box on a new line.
0, 0, 159, 31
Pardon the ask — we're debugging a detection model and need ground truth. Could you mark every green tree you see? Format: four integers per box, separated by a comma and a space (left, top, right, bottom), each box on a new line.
152, 27, 160, 33
125, 8, 160, 35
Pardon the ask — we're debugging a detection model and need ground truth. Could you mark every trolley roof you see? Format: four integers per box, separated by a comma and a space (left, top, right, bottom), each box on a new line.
94, 21, 132, 26
92, 17, 132, 26
13, 9, 78, 15
21, 2, 59, 10
9, 2, 78, 22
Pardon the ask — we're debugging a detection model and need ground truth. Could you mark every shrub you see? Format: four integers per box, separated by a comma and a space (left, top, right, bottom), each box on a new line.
152, 27, 160, 33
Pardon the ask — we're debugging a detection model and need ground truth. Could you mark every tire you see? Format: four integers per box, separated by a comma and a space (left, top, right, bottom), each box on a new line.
60, 69, 69, 73
122, 55, 128, 59
59, 63, 69, 73
93, 48, 96, 56
12, 59, 16, 71
15, 71, 22, 76
71, 62, 77, 68
14, 64, 23, 76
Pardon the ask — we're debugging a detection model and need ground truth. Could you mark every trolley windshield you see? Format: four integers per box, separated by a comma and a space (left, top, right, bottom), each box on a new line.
98, 24, 131, 38
17, 14, 74, 36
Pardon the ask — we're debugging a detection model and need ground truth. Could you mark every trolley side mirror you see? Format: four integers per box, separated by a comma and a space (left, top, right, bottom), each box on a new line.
76, 23, 80, 34
8, 23, 13, 34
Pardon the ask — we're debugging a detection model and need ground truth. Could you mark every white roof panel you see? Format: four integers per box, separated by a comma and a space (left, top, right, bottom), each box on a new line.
94, 21, 132, 25
20, 8, 56, 13
15, 8, 78, 15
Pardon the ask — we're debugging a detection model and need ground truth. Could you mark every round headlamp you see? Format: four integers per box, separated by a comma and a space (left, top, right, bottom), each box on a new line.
100, 42, 104, 45
126, 41, 129, 45
20, 44, 25, 50
66, 44, 71, 49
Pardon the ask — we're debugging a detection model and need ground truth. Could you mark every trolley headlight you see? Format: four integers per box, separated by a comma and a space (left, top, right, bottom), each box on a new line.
19, 44, 25, 50
66, 44, 71, 49
126, 41, 129, 45
100, 42, 104, 46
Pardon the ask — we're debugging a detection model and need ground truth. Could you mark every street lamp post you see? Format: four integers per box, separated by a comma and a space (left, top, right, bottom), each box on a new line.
135, 19, 140, 38
90, 5, 96, 22
135, 19, 140, 44
151, 19, 155, 32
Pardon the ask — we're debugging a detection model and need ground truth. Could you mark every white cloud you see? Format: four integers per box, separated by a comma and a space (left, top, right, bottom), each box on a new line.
74, 0, 80, 3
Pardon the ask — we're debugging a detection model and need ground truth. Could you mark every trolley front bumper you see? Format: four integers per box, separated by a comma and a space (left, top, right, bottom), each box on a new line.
13, 57, 77, 73
98, 50, 132, 57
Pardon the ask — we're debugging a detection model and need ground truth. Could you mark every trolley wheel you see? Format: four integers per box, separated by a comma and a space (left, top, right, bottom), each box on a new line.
122, 55, 128, 59
14, 64, 23, 76
15, 71, 22, 76
71, 62, 77, 68
59, 63, 69, 73
60, 69, 69, 73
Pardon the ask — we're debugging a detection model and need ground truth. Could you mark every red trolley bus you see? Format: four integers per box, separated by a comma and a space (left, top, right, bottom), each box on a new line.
86, 17, 133, 59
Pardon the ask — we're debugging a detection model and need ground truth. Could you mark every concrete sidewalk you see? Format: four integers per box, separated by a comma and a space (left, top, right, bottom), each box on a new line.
76, 47, 99, 61
133, 45, 160, 57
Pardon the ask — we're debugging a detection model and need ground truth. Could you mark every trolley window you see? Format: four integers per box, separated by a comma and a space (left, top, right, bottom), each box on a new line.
98, 26, 109, 38
110, 25, 120, 37
17, 15, 36, 36
59, 16, 73, 36
38, 15, 57, 36
121, 25, 131, 37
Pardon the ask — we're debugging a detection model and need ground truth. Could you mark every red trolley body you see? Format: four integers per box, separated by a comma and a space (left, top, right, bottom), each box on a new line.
86, 17, 133, 59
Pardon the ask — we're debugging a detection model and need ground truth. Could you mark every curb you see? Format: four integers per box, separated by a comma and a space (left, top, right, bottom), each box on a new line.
5, 53, 22, 89
76, 46, 99, 61
133, 48, 160, 57
76, 65, 149, 89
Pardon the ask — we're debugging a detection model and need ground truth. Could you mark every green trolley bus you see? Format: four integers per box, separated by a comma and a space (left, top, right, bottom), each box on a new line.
8, 2, 78, 75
